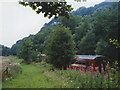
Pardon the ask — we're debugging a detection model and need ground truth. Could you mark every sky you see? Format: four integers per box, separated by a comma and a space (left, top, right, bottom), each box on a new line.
0, 0, 108, 48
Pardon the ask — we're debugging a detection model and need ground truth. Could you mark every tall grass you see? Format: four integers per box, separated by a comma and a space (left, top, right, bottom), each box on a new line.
33, 61, 120, 88
2, 58, 120, 88
56, 61, 120, 88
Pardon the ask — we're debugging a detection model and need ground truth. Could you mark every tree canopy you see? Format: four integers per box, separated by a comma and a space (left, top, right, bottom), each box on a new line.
19, 1, 73, 19
45, 25, 75, 69
18, 38, 33, 64
19, 0, 87, 19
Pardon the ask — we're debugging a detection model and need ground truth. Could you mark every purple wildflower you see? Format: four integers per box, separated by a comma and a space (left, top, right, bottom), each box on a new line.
104, 74, 108, 80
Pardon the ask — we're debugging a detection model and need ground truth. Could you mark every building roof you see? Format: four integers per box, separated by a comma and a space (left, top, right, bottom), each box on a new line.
41, 54, 46, 57
75, 55, 105, 60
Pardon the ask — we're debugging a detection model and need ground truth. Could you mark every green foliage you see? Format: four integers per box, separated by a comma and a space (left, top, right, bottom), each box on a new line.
95, 39, 108, 55
31, 50, 42, 62
10, 40, 23, 55
109, 39, 120, 48
78, 30, 96, 54
74, 18, 90, 50
93, 3, 119, 59
17, 37, 42, 63
19, 2, 73, 19
61, 16, 81, 34
46, 25, 75, 69
7, 63, 22, 80
0, 45, 10, 56
95, 40, 114, 57
32, 27, 55, 53
18, 38, 33, 64
8, 56, 23, 63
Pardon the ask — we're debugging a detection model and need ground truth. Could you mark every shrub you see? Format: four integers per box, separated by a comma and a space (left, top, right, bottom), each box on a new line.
3, 63, 22, 81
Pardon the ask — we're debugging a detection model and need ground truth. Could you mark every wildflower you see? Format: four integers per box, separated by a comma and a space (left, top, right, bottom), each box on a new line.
88, 69, 91, 74
104, 74, 108, 80
101, 64, 103, 67
94, 71, 96, 74
91, 66, 93, 70
70, 80, 72, 82
107, 61, 109, 67
6, 78, 7, 80
105, 67, 107, 71
89, 70, 91, 74
79, 68, 82, 73
96, 69, 99, 73
101, 64, 104, 72
99, 72, 101, 76
92, 76, 95, 80
77, 87, 79, 88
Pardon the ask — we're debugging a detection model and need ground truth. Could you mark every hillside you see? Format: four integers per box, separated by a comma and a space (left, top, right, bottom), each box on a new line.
44, 2, 113, 27
2, 2, 119, 61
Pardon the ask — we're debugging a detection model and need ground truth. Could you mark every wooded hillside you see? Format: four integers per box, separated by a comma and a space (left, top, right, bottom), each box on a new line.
2, 2, 119, 62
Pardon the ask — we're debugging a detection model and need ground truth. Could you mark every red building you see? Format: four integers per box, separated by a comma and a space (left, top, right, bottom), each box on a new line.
70, 55, 108, 72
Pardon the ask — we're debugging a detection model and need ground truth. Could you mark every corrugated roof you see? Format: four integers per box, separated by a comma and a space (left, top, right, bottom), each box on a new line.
76, 55, 105, 60
41, 54, 46, 56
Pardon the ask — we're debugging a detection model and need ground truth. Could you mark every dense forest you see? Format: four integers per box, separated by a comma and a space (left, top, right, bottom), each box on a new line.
1, 2, 119, 63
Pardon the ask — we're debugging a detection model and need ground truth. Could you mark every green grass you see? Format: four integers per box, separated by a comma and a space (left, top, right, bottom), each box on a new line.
2, 57, 65, 88
2, 56, 120, 88
2, 64, 56, 88
8, 56, 23, 63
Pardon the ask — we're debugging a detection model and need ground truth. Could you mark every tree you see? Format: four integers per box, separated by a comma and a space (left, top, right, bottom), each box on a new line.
19, 1, 73, 19
61, 16, 81, 34
32, 26, 54, 53
18, 38, 33, 64
78, 30, 96, 55
45, 25, 75, 69
93, 2, 119, 60
31, 50, 42, 62
0, 45, 10, 56
19, 0, 86, 19
10, 40, 23, 55
74, 18, 90, 50
95, 39, 118, 60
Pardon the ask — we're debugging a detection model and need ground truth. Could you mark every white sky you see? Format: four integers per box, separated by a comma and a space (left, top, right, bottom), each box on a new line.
0, 0, 107, 48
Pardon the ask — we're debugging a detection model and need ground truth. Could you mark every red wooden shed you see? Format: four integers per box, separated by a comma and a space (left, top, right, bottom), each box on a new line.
70, 55, 108, 72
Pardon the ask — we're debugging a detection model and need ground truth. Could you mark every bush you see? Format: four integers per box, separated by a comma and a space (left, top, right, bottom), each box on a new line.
3, 63, 22, 81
